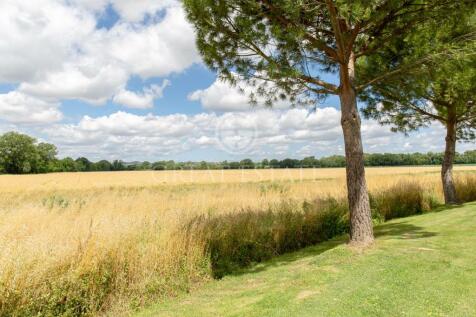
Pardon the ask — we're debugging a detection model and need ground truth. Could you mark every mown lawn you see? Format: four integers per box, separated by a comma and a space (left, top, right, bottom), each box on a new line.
136, 202, 476, 317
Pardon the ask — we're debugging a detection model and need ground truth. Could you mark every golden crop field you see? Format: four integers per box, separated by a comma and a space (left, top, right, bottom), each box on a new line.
1, 166, 475, 315
4, 165, 476, 191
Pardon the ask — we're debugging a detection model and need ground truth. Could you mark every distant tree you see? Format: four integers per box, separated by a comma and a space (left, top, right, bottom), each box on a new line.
75, 157, 92, 171
165, 160, 176, 170
58, 157, 78, 172
36, 142, 58, 173
152, 161, 166, 170
320, 155, 346, 168
0, 132, 38, 174
457, 150, 476, 164
218, 161, 227, 169
111, 160, 125, 171
184, 0, 473, 244
261, 159, 269, 168
280, 158, 300, 168
269, 159, 280, 169
198, 161, 208, 170
361, 14, 475, 204
302, 156, 318, 168
240, 158, 255, 169
94, 160, 112, 171
229, 161, 241, 169
138, 161, 151, 170
125, 163, 137, 170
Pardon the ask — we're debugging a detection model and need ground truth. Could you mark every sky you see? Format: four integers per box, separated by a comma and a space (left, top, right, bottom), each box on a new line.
0, 0, 473, 162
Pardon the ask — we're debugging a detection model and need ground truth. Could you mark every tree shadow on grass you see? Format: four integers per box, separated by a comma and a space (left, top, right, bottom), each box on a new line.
431, 202, 468, 213
375, 203, 469, 239
219, 203, 476, 279
230, 215, 446, 277
229, 236, 347, 277
374, 222, 437, 239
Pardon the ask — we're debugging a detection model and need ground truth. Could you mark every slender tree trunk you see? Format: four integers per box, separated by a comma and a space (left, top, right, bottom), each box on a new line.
339, 53, 374, 246
441, 120, 458, 204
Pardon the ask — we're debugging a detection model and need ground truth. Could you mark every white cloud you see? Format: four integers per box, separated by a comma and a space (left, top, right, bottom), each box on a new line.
19, 60, 128, 105
113, 80, 170, 109
188, 80, 251, 111
35, 107, 474, 161
0, 91, 62, 124
111, 0, 178, 22
0, 0, 96, 83
49, 111, 195, 140
1, 1, 472, 161
99, 6, 200, 78
188, 76, 291, 112
43, 111, 198, 159
195, 136, 215, 146
0, 1, 198, 107
70, 0, 109, 12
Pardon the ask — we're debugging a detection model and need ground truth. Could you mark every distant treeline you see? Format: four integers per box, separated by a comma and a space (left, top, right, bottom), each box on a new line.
56, 151, 475, 172
0, 131, 475, 174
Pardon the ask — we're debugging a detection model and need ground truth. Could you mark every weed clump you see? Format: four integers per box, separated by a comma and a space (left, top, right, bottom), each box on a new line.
370, 181, 438, 221
455, 175, 476, 203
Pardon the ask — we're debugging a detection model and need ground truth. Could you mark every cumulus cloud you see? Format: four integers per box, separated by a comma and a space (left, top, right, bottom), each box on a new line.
188, 76, 291, 112
1, 0, 472, 161
46, 111, 195, 145
0, 0, 96, 83
33, 107, 472, 161
188, 79, 253, 111
0, 0, 198, 109
100, 6, 200, 78
113, 80, 170, 109
19, 60, 129, 105
0, 91, 62, 124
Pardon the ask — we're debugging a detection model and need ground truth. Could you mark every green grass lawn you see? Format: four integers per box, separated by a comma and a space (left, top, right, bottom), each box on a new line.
137, 203, 476, 317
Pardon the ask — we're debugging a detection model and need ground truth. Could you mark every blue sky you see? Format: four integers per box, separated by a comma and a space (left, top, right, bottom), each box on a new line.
0, 1, 471, 162
59, 65, 215, 120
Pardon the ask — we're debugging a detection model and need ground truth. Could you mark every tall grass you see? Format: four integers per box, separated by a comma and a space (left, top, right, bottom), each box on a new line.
185, 181, 441, 279
0, 168, 475, 316
456, 176, 476, 203
370, 181, 439, 221
0, 225, 209, 316
184, 198, 348, 278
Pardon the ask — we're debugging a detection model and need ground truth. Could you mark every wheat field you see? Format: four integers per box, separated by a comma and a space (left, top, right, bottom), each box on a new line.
1, 166, 475, 315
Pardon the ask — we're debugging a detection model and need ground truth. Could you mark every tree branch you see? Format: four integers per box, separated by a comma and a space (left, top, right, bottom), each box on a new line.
208, 15, 339, 95
260, 0, 339, 61
407, 103, 447, 122
325, 0, 346, 62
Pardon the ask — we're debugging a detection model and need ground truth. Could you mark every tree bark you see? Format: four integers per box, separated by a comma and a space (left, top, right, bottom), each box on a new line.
441, 119, 458, 204
339, 54, 374, 246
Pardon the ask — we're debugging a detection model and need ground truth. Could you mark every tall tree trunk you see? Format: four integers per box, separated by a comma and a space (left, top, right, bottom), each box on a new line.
339, 54, 374, 246
442, 120, 458, 204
